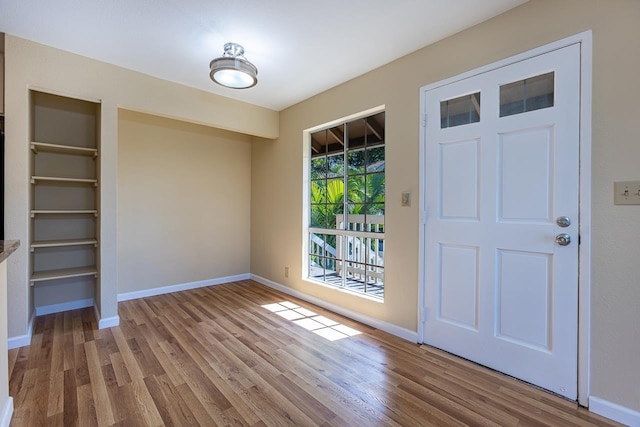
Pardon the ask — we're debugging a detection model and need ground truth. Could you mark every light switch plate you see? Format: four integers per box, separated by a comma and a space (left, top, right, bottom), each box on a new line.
401, 192, 410, 207
614, 181, 640, 205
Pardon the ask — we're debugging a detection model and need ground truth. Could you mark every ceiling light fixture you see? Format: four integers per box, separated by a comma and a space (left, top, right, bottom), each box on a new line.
209, 43, 258, 89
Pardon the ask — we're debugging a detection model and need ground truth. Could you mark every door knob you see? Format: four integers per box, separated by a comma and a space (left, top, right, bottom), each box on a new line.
555, 233, 571, 246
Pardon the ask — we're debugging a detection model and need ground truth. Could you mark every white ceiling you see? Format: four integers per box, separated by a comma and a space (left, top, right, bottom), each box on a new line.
1, 0, 527, 111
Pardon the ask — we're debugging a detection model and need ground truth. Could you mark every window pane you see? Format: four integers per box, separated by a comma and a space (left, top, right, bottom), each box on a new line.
310, 129, 327, 156
335, 212, 346, 231
366, 113, 385, 145
441, 92, 480, 128
310, 234, 337, 260
309, 233, 323, 255
525, 72, 554, 111
311, 157, 326, 179
366, 203, 385, 216
310, 179, 326, 203
310, 206, 327, 228
327, 153, 344, 178
368, 237, 385, 266
348, 119, 366, 150
347, 176, 365, 203
500, 81, 525, 116
326, 179, 343, 204
500, 72, 554, 117
327, 125, 344, 155
326, 203, 343, 230
366, 173, 385, 203
365, 214, 384, 234
325, 235, 338, 259
367, 146, 385, 172
348, 150, 365, 175
347, 204, 365, 217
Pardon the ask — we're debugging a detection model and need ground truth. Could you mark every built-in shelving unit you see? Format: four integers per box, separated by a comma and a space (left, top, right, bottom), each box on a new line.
30, 91, 100, 311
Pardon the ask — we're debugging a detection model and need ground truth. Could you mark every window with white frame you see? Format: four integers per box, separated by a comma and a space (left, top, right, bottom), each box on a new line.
305, 110, 385, 299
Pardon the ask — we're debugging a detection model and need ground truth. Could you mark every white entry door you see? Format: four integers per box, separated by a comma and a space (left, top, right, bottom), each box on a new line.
422, 44, 580, 399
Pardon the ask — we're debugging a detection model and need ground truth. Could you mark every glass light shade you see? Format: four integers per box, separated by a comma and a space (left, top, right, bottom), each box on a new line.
209, 52, 258, 89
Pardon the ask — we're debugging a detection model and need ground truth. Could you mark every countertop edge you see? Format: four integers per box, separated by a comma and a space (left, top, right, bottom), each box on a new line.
0, 240, 20, 264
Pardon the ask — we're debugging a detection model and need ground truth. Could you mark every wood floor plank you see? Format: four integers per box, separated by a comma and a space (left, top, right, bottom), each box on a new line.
45, 412, 65, 427
144, 374, 197, 426
46, 370, 65, 418
130, 378, 165, 427
109, 352, 132, 386
62, 367, 79, 426
110, 382, 150, 427
7, 346, 19, 378
156, 339, 234, 425
172, 382, 217, 426
9, 280, 622, 427
7, 347, 28, 399
49, 313, 65, 374
84, 340, 115, 426
72, 315, 86, 346
62, 330, 75, 372
94, 328, 119, 368
73, 340, 91, 387
110, 327, 144, 383
76, 382, 99, 427
149, 341, 187, 388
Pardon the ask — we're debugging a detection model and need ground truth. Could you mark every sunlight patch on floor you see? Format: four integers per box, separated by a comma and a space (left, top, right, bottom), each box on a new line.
261, 301, 361, 341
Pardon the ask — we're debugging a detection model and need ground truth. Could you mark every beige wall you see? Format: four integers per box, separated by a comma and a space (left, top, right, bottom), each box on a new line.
4, 35, 277, 338
251, 0, 640, 412
117, 110, 251, 292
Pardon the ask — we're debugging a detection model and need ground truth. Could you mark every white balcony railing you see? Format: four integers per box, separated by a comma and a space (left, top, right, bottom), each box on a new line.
335, 214, 384, 285
309, 214, 384, 297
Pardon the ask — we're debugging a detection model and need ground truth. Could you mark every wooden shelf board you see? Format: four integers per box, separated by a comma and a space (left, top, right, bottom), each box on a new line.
31, 142, 98, 157
31, 176, 98, 185
31, 239, 98, 250
31, 266, 98, 284
31, 210, 98, 217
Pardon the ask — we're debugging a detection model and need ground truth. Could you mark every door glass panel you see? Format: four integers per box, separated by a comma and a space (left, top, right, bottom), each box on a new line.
500, 72, 554, 117
441, 92, 481, 128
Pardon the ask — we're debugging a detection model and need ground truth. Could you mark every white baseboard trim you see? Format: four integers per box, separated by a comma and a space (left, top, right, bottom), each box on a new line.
35, 298, 94, 316
0, 397, 13, 427
98, 316, 120, 329
251, 274, 418, 343
8, 313, 35, 350
117, 273, 251, 302
94, 304, 120, 330
590, 396, 640, 427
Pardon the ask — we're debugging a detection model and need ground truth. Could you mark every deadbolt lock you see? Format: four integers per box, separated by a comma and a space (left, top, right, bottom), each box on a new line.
556, 216, 571, 227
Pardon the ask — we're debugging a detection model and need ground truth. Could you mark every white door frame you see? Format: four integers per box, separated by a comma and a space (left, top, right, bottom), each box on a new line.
418, 31, 592, 406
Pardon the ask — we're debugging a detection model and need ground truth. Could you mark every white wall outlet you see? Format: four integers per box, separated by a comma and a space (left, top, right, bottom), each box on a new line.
614, 181, 640, 205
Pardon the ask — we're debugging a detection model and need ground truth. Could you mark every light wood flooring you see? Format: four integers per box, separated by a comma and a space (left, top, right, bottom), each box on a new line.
8, 280, 621, 426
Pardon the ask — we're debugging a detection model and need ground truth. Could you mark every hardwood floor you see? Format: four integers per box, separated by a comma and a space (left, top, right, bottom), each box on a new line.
8, 280, 620, 426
